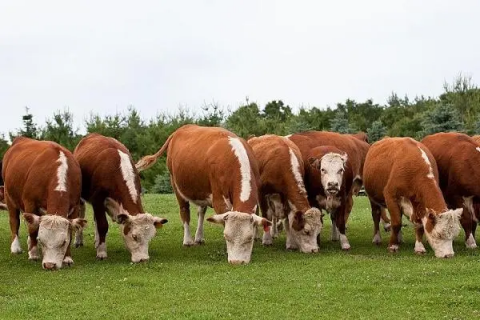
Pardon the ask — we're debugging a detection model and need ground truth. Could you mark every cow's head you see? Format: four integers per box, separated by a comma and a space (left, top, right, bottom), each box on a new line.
104, 198, 168, 263
23, 213, 87, 270
309, 152, 348, 196
423, 208, 462, 258
289, 207, 323, 253
207, 211, 272, 265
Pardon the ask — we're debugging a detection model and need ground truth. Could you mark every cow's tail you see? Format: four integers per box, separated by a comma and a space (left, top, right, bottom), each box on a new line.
135, 134, 173, 172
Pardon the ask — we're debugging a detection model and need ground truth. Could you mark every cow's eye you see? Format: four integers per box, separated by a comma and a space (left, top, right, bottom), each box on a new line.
338, 168, 344, 174
321, 169, 326, 174
132, 234, 139, 241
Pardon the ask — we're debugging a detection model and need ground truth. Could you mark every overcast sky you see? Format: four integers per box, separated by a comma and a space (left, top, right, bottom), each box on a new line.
1, 0, 479, 138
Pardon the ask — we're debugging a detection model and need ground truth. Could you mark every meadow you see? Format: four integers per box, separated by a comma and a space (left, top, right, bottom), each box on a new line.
0, 194, 479, 320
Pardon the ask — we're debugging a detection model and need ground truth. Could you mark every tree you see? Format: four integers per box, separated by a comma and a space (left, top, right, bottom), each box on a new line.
330, 111, 353, 133
40, 110, 80, 151
225, 101, 266, 138
10, 107, 39, 141
367, 120, 387, 143
0, 134, 9, 158
419, 103, 464, 138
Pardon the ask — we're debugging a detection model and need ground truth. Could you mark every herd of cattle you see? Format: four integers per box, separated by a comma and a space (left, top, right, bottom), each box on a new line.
1, 124, 480, 270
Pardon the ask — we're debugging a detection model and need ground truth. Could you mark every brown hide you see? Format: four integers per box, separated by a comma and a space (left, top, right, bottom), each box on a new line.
421, 132, 480, 245
73, 133, 144, 214
2, 137, 82, 218
248, 134, 310, 216
363, 137, 449, 252
348, 132, 369, 144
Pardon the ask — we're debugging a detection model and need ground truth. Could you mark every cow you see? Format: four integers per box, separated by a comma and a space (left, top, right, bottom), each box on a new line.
305, 145, 352, 250
421, 132, 480, 249
73, 133, 168, 263
348, 131, 369, 144
135, 124, 271, 265
2, 137, 87, 270
247, 135, 322, 253
363, 137, 462, 258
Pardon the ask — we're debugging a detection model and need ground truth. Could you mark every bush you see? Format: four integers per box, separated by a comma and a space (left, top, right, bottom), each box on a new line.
150, 171, 173, 194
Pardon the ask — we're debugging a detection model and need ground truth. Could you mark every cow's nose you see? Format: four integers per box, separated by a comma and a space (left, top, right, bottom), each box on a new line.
43, 262, 56, 270
328, 182, 339, 188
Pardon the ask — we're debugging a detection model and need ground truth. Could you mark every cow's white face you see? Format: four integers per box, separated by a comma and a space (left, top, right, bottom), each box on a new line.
105, 198, 168, 263
23, 214, 87, 270
289, 208, 323, 253
319, 153, 347, 195
423, 208, 462, 258
207, 212, 272, 264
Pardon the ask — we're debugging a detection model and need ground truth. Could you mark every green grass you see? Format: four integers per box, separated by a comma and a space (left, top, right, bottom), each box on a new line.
1, 195, 479, 319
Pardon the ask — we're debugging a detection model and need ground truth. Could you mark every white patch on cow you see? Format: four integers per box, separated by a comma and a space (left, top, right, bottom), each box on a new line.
400, 197, 414, 220
183, 222, 194, 246
466, 234, 477, 249
11, 235, 22, 253
414, 240, 426, 254
331, 224, 340, 241
284, 134, 292, 139
422, 209, 462, 257
476, 147, 480, 153
223, 196, 233, 211
36, 215, 72, 269
286, 208, 322, 253
339, 234, 350, 250
418, 147, 435, 179
55, 151, 68, 192
372, 231, 382, 245
228, 137, 252, 202
288, 148, 307, 194
463, 196, 477, 222
320, 153, 346, 195
118, 150, 138, 204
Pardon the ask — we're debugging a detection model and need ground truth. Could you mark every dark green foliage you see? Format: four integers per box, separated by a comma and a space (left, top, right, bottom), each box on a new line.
151, 171, 173, 194
9, 107, 39, 141
40, 110, 81, 151
419, 103, 464, 139
367, 120, 387, 143
330, 111, 354, 133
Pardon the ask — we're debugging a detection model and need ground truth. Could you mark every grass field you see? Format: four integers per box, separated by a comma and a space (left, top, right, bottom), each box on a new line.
0, 194, 479, 319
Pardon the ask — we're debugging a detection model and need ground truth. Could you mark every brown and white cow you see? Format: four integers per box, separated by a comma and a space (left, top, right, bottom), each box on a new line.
363, 137, 462, 258
247, 135, 322, 253
74, 133, 168, 263
421, 132, 480, 249
305, 145, 352, 250
136, 124, 271, 265
2, 137, 87, 270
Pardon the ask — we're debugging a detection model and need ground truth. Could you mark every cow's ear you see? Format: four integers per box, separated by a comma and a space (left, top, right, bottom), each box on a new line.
23, 213, 41, 230
251, 214, 272, 232
153, 217, 168, 229
308, 157, 320, 170
70, 218, 87, 230
291, 211, 305, 231
207, 213, 229, 225
104, 197, 127, 221
116, 213, 131, 225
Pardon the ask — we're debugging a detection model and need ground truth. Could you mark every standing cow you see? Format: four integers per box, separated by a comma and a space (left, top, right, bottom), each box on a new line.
305, 146, 352, 250
74, 133, 168, 263
422, 132, 480, 249
136, 125, 271, 265
2, 137, 87, 270
363, 137, 462, 258
247, 135, 322, 253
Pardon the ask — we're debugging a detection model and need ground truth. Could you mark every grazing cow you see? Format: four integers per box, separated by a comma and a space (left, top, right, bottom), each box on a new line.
305, 146, 352, 250
363, 137, 462, 258
2, 137, 87, 270
247, 135, 322, 253
136, 124, 271, 265
421, 132, 480, 249
74, 133, 168, 263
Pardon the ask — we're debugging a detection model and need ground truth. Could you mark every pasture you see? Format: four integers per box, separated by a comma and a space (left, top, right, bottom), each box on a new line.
0, 194, 479, 319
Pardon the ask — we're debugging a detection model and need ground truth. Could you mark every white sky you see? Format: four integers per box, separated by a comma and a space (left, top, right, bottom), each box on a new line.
1, 0, 479, 137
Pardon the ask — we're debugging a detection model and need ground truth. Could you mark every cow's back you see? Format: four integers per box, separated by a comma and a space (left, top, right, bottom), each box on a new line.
167, 125, 259, 209
3, 137, 81, 212
74, 133, 142, 211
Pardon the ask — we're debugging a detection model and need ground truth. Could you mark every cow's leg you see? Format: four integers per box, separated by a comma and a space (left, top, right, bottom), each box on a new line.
414, 226, 426, 255
259, 195, 273, 246
384, 192, 402, 252
381, 208, 391, 232
93, 201, 109, 260
172, 187, 194, 246
370, 199, 382, 245
284, 215, 298, 250
344, 192, 354, 225
74, 199, 86, 248
194, 206, 207, 245
462, 197, 477, 249
7, 203, 22, 254
63, 232, 74, 266
23, 203, 40, 260
335, 206, 350, 250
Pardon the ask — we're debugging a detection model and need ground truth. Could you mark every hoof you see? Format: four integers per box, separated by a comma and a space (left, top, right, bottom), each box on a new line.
388, 245, 399, 253
63, 257, 74, 266
194, 239, 205, 245
75, 242, 84, 248
96, 252, 107, 260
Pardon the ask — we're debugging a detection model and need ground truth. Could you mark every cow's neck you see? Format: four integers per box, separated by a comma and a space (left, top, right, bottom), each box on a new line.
416, 181, 448, 215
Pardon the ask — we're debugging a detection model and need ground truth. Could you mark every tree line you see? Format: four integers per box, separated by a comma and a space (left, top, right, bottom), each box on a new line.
1, 74, 479, 193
